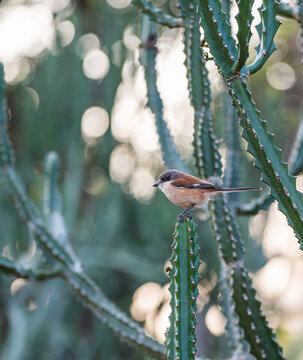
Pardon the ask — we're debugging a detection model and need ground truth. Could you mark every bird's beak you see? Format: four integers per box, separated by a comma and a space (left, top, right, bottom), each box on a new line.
153, 180, 160, 187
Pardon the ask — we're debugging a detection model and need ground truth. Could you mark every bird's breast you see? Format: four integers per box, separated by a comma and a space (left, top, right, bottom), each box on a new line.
160, 182, 213, 209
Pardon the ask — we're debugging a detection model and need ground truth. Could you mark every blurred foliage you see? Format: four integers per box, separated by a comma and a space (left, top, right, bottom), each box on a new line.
1, 0, 303, 359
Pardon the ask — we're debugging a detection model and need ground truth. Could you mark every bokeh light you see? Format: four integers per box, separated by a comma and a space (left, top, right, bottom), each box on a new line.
109, 145, 136, 183
0, 4, 54, 62
205, 305, 227, 336
129, 168, 156, 201
82, 49, 110, 80
10, 278, 27, 296
38, 0, 71, 13
75, 33, 100, 59
81, 106, 109, 142
130, 282, 163, 322
106, 0, 131, 10
255, 256, 291, 299
266, 62, 296, 91
84, 167, 107, 195
57, 20, 75, 47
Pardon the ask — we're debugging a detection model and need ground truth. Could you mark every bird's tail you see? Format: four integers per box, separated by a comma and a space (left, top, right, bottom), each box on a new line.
219, 187, 261, 192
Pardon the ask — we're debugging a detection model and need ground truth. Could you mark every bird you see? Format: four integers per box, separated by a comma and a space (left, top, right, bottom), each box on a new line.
153, 169, 261, 221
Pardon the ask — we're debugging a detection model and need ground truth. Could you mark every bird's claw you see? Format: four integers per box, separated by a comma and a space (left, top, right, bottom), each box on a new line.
177, 212, 192, 222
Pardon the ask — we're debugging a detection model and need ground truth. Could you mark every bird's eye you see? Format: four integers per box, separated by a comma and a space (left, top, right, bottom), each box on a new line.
161, 175, 170, 182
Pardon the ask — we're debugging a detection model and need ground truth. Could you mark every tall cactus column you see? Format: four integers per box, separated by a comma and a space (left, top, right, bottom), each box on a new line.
166, 217, 200, 360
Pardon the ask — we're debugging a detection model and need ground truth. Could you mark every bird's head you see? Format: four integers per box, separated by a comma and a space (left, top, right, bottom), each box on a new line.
153, 169, 182, 190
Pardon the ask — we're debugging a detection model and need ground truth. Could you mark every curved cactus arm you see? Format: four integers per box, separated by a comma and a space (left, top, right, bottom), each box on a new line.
64, 270, 166, 359
195, 0, 236, 78
0, 256, 62, 280
0, 64, 166, 358
166, 218, 200, 360
0, 256, 166, 358
43, 151, 78, 262
139, 15, 187, 172
237, 192, 274, 216
233, 0, 254, 73
1, 169, 166, 359
179, 1, 221, 179
231, 262, 285, 360
277, 3, 303, 22
0, 168, 77, 268
133, 0, 182, 28
228, 79, 303, 249
246, 0, 281, 75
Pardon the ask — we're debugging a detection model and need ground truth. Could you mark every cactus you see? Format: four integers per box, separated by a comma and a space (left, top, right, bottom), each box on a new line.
0, 64, 166, 358
139, 15, 187, 172
1, 0, 303, 358
133, 0, 303, 358
166, 218, 200, 360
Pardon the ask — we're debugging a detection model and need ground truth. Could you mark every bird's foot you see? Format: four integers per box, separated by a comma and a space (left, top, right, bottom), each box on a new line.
177, 210, 192, 222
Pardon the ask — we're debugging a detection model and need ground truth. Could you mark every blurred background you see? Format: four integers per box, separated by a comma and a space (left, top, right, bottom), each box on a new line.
0, 0, 303, 359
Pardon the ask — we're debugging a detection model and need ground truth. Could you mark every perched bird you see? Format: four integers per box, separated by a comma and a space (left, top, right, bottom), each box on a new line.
153, 169, 261, 221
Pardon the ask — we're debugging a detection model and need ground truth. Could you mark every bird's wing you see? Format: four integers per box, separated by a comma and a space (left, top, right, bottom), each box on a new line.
171, 174, 218, 189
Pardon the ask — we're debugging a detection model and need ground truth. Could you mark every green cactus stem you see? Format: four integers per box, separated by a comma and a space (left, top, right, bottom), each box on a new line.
246, 0, 281, 75
233, 0, 254, 72
237, 192, 274, 216
166, 217, 200, 360
277, 3, 303, 22
178, 7, 284, 355
133, 0, 182, 28
139, 15, 187, 172
228, 78, 303, 248
179, 0, 222, 179
0, 62, 166, 359
0, 256, 62, 280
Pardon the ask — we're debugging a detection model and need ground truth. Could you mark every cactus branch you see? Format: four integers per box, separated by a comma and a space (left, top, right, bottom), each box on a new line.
183, 19, 284, 355
246, 0, 281, 75
195, 0, 236, 78
139, 15, 187, 172
166, 217, 200, 360
0, 64, 165, 359
233, 0, 254, 72
133, 0, 182, 28
237, 192, 274, 216
179, 0, 221, 179
277, 3, 303, 22
0, 256, 62, 280
228, 78, 303, 248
